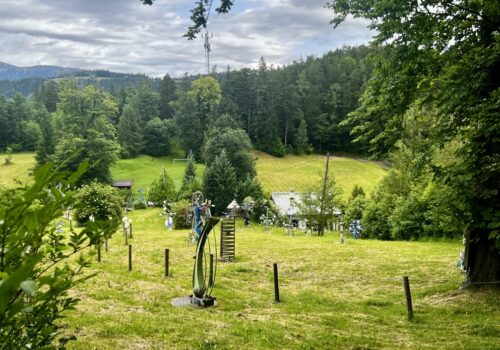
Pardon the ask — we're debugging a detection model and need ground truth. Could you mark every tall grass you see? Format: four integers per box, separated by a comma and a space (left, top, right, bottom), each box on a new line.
61, 208, 499, 350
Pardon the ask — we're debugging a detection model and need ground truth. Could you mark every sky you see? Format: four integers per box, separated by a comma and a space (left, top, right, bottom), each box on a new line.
0, 0, 375, 77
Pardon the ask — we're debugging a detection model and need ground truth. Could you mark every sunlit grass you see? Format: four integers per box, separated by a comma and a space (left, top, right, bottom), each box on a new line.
61, 208, 499, 350
0, 152, 36, 187
110, 154, 205, 192
0, 151, 386, 201
254, 151, 387, 197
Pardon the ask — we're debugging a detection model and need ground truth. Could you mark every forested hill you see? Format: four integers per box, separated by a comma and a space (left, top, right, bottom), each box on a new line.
216, 45, 374, 154
0, 62, 159, 97
0, 62, 79, 80
1, 45, 374, 156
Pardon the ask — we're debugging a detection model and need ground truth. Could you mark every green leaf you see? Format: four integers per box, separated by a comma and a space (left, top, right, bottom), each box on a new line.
20, 279, 37, 297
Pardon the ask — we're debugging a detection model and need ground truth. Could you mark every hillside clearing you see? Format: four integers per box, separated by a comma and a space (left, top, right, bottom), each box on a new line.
0, 152, 387, 199
254, 151, 387, 197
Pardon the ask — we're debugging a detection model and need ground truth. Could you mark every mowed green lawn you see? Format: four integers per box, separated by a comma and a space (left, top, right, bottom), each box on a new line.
254, 151, 387, 197
110, 154, 205, 192
0, 152, 37, 187
61, 208, 499, 349
0, 151, 386, 200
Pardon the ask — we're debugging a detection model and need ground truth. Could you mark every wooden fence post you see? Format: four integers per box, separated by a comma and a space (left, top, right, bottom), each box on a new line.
273, 263, 280, 302
403, 276, 413, 320
165, 248, 169, 277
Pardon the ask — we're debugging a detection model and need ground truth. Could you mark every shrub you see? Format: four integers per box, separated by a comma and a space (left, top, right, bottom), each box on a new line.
344, 196, 367, 227
4, 146, 12, 165
74, 181, 124, 227
236, 176, 264, 204
262, 137, 286, 157
172, 199, 192, 229
133, 201, 147, 210
362, 200, 392, 240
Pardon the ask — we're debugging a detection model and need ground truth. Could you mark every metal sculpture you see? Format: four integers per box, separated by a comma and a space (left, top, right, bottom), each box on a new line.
191, 217, 219, 307
173, 194, 220, 308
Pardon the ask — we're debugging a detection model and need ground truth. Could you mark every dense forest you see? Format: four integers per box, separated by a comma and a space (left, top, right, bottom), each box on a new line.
0, 45, 373, 158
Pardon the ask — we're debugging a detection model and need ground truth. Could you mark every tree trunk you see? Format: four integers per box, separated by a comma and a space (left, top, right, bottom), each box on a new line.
465, 228, 500, 284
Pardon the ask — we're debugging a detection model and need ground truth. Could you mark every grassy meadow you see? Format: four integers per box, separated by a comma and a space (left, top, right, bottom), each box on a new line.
254, 151, 387, 197
0, 152, 37, 187
60, 208, 499, 349
1, 152, 498, 349
0, 151, 387, 199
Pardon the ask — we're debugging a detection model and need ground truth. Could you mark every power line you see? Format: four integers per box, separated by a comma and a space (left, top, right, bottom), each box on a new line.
258, 159, 320, 177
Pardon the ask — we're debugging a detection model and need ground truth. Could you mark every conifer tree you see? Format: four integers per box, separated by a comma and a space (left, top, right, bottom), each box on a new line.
203, 149, 237, 213
117, 104, 143, 158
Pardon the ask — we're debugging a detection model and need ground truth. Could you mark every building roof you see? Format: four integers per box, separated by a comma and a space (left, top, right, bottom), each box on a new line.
271, 191, 342, 217
112, 180, 134, 188
227, 199, 240, 209
271, 192, 303, 216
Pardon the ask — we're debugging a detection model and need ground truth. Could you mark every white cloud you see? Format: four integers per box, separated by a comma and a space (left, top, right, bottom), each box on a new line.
0, 0, 375, 77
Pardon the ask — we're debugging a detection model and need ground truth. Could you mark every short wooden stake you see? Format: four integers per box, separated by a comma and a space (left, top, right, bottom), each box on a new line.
129, 223, 133, 239
273, 263, 280, 302
105, 238, 109, 252
125, 229, 128, 246
69, 219, 73, 231
403, 276, 413, 320
209, 254, 214, 287
164, 248, 169, 277
128, 245, 132, 271
97, 244, 101, 262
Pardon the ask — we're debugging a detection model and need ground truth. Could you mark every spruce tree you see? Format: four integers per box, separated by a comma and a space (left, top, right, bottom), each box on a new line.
117, 104, 143, 158
203, 149, 237, 214
181, 150, 197, 189
294, 119, 309, 154
159, 74, 177, 119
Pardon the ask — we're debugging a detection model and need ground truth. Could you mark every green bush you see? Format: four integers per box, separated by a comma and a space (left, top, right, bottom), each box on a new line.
262, 137, 286, 157
362, 200, 392, 240
172, 199, 192, 229
344, 196, 367, 227
0, 163, 111, 349
133, 201, 147, 210
74, 181, 124, 227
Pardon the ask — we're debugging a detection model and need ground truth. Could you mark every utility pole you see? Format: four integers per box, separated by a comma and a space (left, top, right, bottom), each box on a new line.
318, 153, 330, 236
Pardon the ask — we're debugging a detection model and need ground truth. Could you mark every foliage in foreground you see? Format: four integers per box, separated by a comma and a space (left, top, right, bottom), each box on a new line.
0, 163, 113, 349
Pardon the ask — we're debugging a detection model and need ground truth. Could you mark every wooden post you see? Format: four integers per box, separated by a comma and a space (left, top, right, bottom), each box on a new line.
129, 222, 133, 239
105, 238, 109, 252
340, 221, 344, 244
402, 276, 413, 320
209, 254, 214, 287
165, 248, 169, 277
273, 263, 280, 302
128, 245, 132, 271
69, 219, 73, 231
125, 229, 128, 246
97, 244, 101, 262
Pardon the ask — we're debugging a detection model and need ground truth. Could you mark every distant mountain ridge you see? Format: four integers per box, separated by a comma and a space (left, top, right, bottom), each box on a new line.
0, 62, 80, 81
0, 62, 160, 97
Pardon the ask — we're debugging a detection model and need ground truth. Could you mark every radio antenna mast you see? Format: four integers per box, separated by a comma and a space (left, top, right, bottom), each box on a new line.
202, 29, 213, 75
